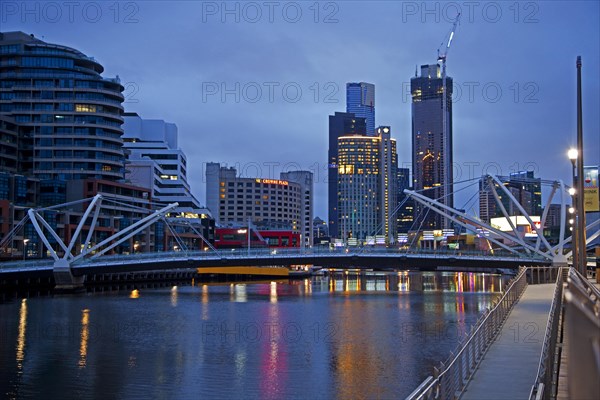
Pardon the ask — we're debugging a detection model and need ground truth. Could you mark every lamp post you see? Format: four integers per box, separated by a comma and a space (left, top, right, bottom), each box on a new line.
575, 57, 587, 276
568, 149, 578, 270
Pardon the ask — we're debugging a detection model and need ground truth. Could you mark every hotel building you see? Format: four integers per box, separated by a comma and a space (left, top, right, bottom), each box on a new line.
206, 163, 313, 246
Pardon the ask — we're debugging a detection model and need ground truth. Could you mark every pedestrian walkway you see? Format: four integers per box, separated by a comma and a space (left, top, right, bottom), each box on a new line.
461, 284, 555, 400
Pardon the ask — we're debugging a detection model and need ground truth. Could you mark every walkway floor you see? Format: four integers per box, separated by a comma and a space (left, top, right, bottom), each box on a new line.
461, 284, 555, 400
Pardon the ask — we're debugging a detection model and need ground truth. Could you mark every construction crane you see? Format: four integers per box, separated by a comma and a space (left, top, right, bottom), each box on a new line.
437, 13, 461, 66
437, 13, 460, 229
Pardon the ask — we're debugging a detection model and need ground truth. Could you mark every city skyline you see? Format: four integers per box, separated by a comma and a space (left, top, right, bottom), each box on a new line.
2, 1, 599, 219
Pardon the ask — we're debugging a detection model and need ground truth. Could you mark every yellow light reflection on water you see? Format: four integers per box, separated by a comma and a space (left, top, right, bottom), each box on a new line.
234, 284, 247, 303
398, 272, 410, 292
303, 278, 312, 295
201, 284, 209, 320
16, 299, 27, 369
78, 309, 90, 368
270, 282, 278, 303
171, 285, 178, 307
130, 289, 140, 299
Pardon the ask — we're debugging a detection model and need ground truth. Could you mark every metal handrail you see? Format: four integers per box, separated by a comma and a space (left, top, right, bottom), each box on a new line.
529, 267, 567, 400
406, 266, 530, 400
561, 268, 600, 400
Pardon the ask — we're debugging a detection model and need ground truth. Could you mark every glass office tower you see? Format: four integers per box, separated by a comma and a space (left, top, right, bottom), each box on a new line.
411, 64, 453, 229
346, 82, 375, 136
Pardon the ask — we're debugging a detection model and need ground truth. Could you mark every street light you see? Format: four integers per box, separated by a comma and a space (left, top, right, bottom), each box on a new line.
23, 239, 29, 261
568, 149, 579, 270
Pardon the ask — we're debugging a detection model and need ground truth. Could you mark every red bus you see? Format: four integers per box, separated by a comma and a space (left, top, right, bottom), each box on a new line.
214, 228, 300, 249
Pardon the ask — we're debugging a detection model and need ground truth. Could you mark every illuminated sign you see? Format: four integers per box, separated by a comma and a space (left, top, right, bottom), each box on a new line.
255, 179, 289, 186
491, 216, 541, 235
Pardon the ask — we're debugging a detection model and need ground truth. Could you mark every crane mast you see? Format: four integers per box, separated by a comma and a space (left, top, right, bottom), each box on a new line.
438, 13, 460, 229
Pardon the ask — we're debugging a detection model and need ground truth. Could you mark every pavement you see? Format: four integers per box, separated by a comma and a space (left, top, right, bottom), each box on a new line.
460, 284, 555, 400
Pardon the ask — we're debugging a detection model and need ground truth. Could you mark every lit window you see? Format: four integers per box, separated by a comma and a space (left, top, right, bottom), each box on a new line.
75, 104, 97, 113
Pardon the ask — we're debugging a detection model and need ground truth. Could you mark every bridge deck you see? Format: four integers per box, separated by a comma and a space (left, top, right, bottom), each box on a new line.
461, 284, 555, 400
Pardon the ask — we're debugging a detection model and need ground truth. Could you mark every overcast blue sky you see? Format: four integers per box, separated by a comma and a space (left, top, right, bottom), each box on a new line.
3, 0, 599, 217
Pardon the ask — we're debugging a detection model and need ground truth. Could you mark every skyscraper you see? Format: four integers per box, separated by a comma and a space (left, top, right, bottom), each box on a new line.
346, 82, 375, 136
0, 31, 126, 181
328, 112, 366, 239
397, 168, 415, 233
377, 126, 398, 242
411, 64, 453, 229
337, 135, 380, 241
337, 127, 398, 243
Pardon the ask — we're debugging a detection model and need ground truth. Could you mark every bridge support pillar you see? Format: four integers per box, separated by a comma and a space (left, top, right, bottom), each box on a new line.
53, 259, 85, 292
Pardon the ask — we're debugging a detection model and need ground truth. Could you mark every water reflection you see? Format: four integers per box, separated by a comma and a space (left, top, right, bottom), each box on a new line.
170, 286, 178, 307
0, 271, 510, 399
16, 299, 27, 370
269, 282, 278, 304
234, 284, 247, 302
322, 271, 503, 294
201, 284, 209, 320
78, 309, 90, 368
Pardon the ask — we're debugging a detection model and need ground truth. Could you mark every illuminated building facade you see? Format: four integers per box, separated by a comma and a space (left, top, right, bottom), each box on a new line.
337, 126, 398, 243
377, 126, 398, 242
205, 163, 313, 244
397, 168, 415, 233
328, 112, 366, 239
346, 82, 375, 136
411, 64, 453, 229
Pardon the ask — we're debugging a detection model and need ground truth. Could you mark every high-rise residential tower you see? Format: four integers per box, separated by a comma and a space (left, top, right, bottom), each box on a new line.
328, 112, 366, 239
337, 135, 379, 241
0, 31, 126, 181
377, 126, 398, 242
346, 82, 375, 136
411, 64, 453, 229
337, 127, 398, 243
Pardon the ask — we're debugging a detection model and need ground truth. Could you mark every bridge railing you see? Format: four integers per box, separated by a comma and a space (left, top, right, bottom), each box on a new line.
561, 268, 600, 400
528, 267, 568, 400
406, 266, 529, 400
1, 245, 548, 272
529, 267, 600, 400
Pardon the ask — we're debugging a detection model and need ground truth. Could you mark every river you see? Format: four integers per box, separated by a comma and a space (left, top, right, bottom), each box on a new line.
0, 271, 510, 399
